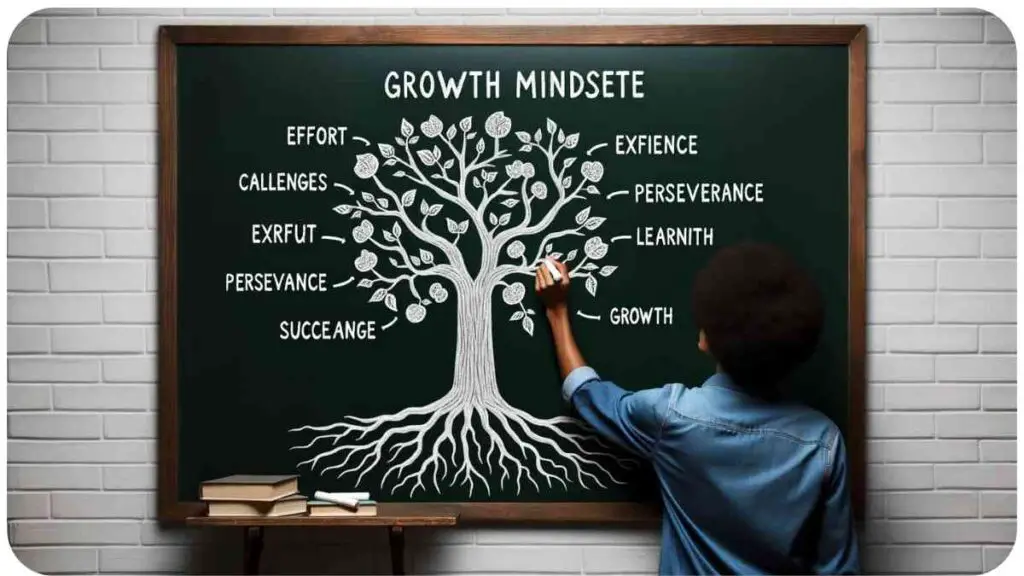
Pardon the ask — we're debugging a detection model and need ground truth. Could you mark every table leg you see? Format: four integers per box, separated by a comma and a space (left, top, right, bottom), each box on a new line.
389, 526, 405, 575
242, 527, 264, 575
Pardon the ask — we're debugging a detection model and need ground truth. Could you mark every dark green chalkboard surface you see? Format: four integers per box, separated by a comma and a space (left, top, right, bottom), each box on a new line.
159, 26, 866, 522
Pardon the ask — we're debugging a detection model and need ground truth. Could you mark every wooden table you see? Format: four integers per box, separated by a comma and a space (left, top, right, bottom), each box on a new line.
186, 504, 459, 575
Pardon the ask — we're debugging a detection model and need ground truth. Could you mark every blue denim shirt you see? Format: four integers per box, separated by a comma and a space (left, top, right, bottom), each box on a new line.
564, 367, 860, 575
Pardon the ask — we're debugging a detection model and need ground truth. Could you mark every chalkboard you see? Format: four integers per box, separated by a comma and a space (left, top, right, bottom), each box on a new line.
158, 26, 866, 522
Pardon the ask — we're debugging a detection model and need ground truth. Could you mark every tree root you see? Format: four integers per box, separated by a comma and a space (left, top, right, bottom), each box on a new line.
289, 397, 635, 497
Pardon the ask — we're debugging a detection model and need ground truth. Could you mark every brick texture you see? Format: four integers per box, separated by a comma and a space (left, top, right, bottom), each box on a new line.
4, 9, 1016, 576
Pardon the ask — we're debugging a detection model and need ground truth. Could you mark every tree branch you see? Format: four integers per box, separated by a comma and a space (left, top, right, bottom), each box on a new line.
399, 141, 492, 262
367, 269, 412, 287
365, 262, 460, 286
338, 187, 466, 274
487, 247, 595, 286
436, 163, 459, 188
406, 276, 424, 301
488, 223, 588, 286
393, 152, 464, 209
466, 145, 510, 172
485, 137, 588, 263
368, 237, 436, 276
363, 270, 422, 302
519, 181, 535, 231
529, 226, 586, 264
493, 178, 586, 249
568, 256, 591, 278
477, 176, 517, 218
447, 132, 469, 203
486, 263, 533, 285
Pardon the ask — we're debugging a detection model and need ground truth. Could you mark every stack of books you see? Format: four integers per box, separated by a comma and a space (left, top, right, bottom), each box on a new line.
201, 474, 307, 518
308, 490, 378, 517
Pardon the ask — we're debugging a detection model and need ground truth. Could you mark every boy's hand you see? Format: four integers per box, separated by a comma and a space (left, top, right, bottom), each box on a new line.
536, 258, 586, 380
535, 258, 571, 318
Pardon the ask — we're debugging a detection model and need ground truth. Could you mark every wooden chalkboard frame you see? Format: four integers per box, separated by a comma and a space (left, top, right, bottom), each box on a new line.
158, 25, 866, 523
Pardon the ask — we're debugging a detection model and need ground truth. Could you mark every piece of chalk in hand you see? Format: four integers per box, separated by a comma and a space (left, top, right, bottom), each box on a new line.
542, 259, 562, 282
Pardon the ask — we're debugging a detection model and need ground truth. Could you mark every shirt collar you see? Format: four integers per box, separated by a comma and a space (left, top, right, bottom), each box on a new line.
702, 372, 781, 402
702, 372, 745, 392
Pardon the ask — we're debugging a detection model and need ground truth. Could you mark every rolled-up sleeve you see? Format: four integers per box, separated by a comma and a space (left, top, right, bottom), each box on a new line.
562, 367, 674, 458
562, 366, 602, 403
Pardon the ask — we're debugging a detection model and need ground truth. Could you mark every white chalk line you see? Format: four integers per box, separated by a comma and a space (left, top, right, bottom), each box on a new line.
576, 311, 601, 321
606, 190, 629, 199
611, 235, 631, 243
353, 136, 370, 146
586, 143, 608, 156
333, 183, 356, 195
333, 277, 355, 288
382, 317, 398, 330
322, 235, 346, 244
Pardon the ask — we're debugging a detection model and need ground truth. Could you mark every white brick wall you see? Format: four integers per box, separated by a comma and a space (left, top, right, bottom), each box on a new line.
5, 7, 1016, 576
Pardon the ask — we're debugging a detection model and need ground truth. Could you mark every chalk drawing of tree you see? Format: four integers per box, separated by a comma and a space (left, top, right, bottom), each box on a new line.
290, 112, 630, 496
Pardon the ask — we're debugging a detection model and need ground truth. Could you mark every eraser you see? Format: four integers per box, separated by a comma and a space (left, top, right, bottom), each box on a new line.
542, 259, 562, 282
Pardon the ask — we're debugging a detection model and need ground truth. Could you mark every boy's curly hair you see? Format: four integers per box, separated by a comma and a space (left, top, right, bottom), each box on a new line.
693, 243, 824, 394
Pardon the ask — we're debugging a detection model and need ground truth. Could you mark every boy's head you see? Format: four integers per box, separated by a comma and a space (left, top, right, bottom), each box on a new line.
692, 243, 824, 395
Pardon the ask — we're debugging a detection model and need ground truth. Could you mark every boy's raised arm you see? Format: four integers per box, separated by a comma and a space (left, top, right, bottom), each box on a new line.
535, 259, 587, 382
535, 259, 669, 458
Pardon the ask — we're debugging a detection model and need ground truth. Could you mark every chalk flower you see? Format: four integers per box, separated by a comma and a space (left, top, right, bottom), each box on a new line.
502, 282, 526, 305
354, 249, 378, 272
429, 282, 449, 303
352, 220, 374, 244
506, 240, 526, 260
420, 115, 444, 138
580, 160, 604, 183
354, 153, 379, 179
484, 111, 512, 139
406, 303, 426, 324
583, 237, 609, 260
506, 160, 525, 179
530, 181, 548, 200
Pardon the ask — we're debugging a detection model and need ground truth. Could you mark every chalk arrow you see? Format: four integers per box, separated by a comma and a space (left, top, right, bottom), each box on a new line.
333, 183, 356, 195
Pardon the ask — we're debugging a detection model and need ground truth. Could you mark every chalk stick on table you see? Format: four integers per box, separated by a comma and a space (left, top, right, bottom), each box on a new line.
313, 490, 365, 510
318, 491, 370, 500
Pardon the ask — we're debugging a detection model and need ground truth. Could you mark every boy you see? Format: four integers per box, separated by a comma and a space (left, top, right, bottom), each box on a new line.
535, 243, 859, 575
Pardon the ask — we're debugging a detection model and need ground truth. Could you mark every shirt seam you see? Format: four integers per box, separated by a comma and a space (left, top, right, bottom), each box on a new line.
669, 410, 826, 448
823, 426, 840, 484
652, 384, 677, 451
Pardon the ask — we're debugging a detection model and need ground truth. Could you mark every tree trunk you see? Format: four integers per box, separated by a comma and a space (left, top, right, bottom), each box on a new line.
450, 283, 501, 403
